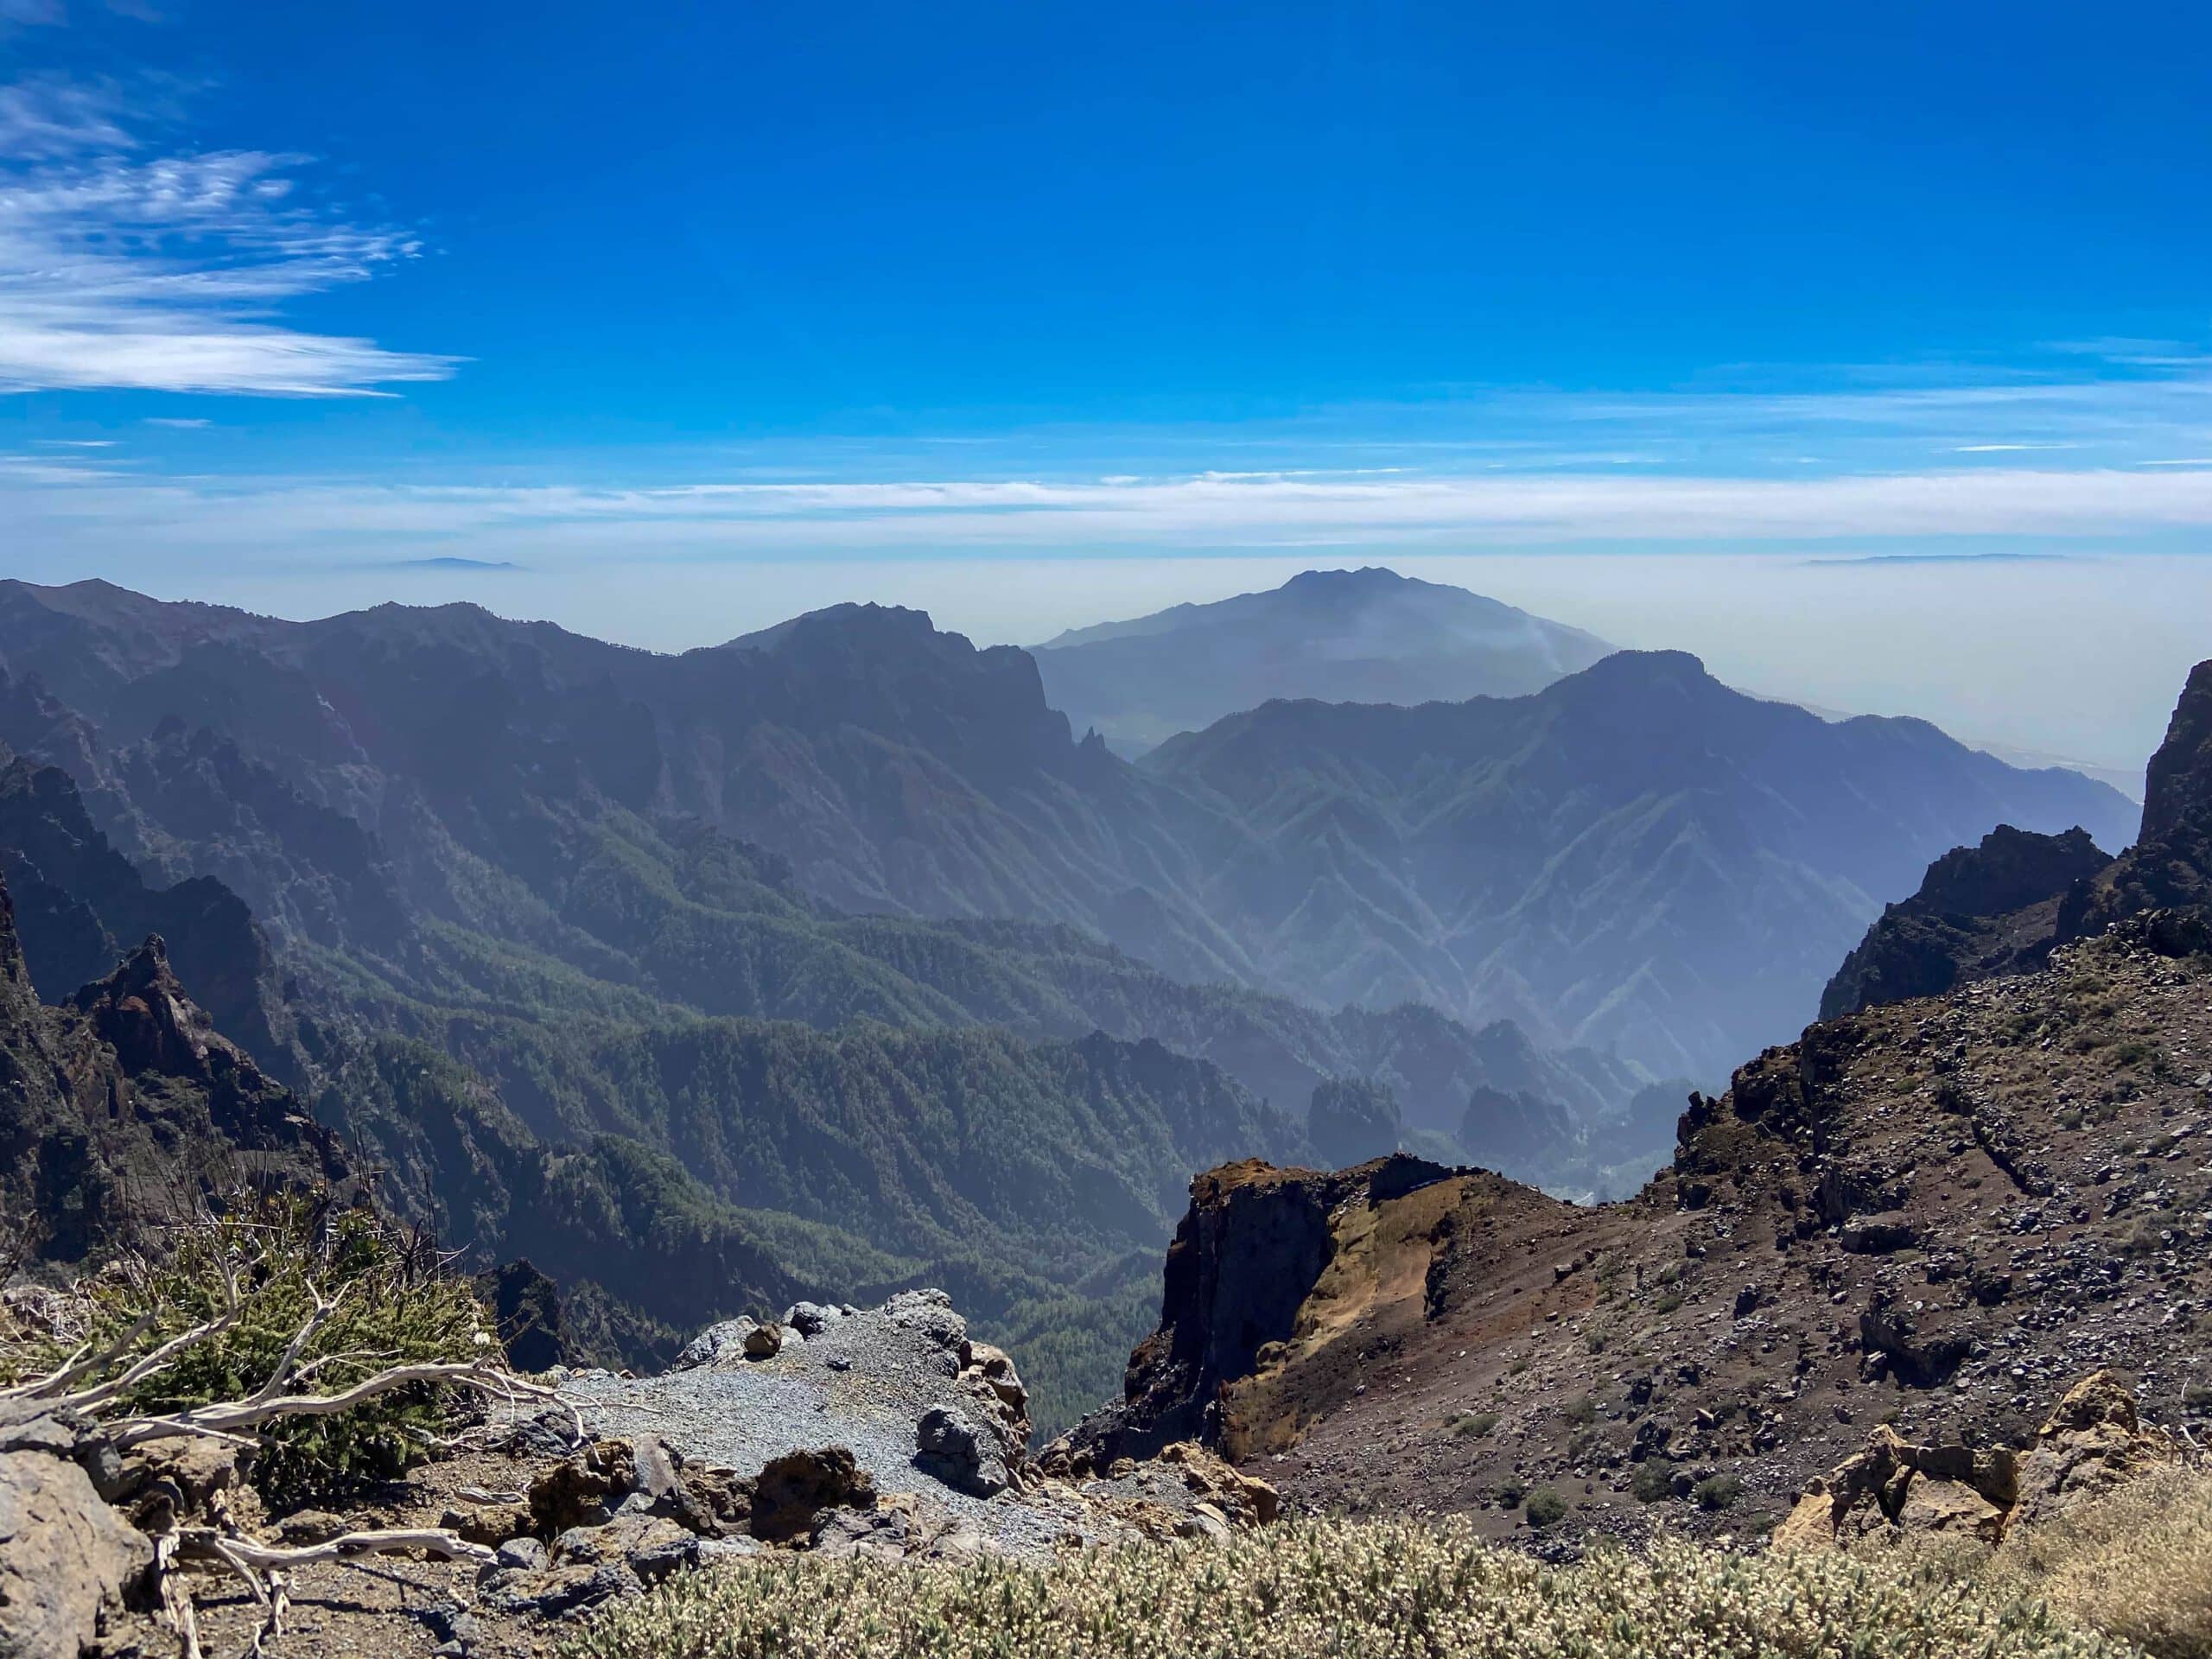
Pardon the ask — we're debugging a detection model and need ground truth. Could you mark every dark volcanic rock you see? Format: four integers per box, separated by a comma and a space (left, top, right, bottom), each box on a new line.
1820, 824, 2110, 1019
2062, 659, 2212, 937
0, 747, 299, 1075
1827, 658, 2212, 1021
0, 873, 346, 1261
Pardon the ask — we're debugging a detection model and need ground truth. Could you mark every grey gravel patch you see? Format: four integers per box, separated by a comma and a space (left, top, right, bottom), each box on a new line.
564, 1292, 1107, 1557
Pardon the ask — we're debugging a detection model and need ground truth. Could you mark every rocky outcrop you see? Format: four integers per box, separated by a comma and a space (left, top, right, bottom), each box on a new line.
1820, 824, 2110, 1019
0, 747, 301, 1077
1772, 1371, 2177, 1552
2062, 660, 2212, 938
0, 874, 346, 1260
1827, 658, 2212, 1021
1059, 1154, 1472, 1468
2009, 1370, 2180, 1529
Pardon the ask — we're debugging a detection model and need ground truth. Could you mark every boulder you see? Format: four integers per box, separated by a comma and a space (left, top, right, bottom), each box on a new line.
1770, 1423, 2017, 1550
442, 1499, 534, 1545
0, 1408, 151, 1659
529, 1439, 642, 1533
915, 1406, 1010, 1497
666, 1458, 753, 1538
1896, 1475, 2005, 1541
494, 1536, 549, 1573
122, 1432, 241, 1520
2009, 1370, 2177, 1530
1770, 1483, 1838, 1555
1769, 1373, 2169, 1554
960, 1341, 1029, 1419
811, 1504, 916, 1560
750, 1447, 875, 1543
1840, 1213, 1922, 1255
743, 1322, 784, 1361
1154, 1440, 1279, 1528
671, 1318, 757, 1371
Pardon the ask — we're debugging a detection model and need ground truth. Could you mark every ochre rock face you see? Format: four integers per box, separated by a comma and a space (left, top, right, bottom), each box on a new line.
1052, 1155, 1472, 1469
2009, 1370, 2178, 1531
1773, 1370, 2177, 1552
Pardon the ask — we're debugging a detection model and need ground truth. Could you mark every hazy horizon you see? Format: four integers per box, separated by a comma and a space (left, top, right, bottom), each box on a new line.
9, 552, 2183, 779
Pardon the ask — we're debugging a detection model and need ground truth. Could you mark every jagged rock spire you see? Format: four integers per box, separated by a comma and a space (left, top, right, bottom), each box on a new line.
2141, 658, 2212, 846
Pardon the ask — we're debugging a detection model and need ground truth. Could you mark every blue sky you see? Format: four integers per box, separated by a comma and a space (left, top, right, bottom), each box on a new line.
3, 1, 2211, 766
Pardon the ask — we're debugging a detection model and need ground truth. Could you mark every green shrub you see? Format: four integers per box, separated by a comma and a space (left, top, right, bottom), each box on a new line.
1523, 1487, 1569, 1528
563, 1516, 2136, 1659
1630, 1459, 1675, 1503
1694, 1472, 1744, 1511
2, 1194, 486, 1503
1447, 1409, 1498, 1440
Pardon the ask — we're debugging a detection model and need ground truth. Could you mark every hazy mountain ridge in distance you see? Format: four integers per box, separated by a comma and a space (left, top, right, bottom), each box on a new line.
1030, 566, 1613, 754
1766, 685, 2145, 802
1144, 648, 2140, 1084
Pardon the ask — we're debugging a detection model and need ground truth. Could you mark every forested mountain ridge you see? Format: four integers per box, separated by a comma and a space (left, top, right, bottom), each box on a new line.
1145, 649, 2137, 1082
0, 818, 1311, 1430
0, 579, 1654, 1178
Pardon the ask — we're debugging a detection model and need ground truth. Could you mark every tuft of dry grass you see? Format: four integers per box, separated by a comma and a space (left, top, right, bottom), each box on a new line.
563, 1516, 2135, 1659
1911, 1464, 2212, 1659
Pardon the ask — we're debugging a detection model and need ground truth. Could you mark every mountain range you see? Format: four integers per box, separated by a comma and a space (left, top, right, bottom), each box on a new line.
0, 577, 2133, 1091
1142, 646, 2133, 1078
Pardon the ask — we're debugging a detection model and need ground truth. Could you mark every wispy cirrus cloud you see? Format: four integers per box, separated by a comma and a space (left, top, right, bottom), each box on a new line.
0, 74, 460, 396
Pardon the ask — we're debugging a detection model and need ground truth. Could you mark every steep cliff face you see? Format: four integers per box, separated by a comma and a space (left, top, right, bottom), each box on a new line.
0, 747, 299, 1073
2063, 658, 2212, 935
2140, 660, 2212, 848
1057, 1154, 1484, 1466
